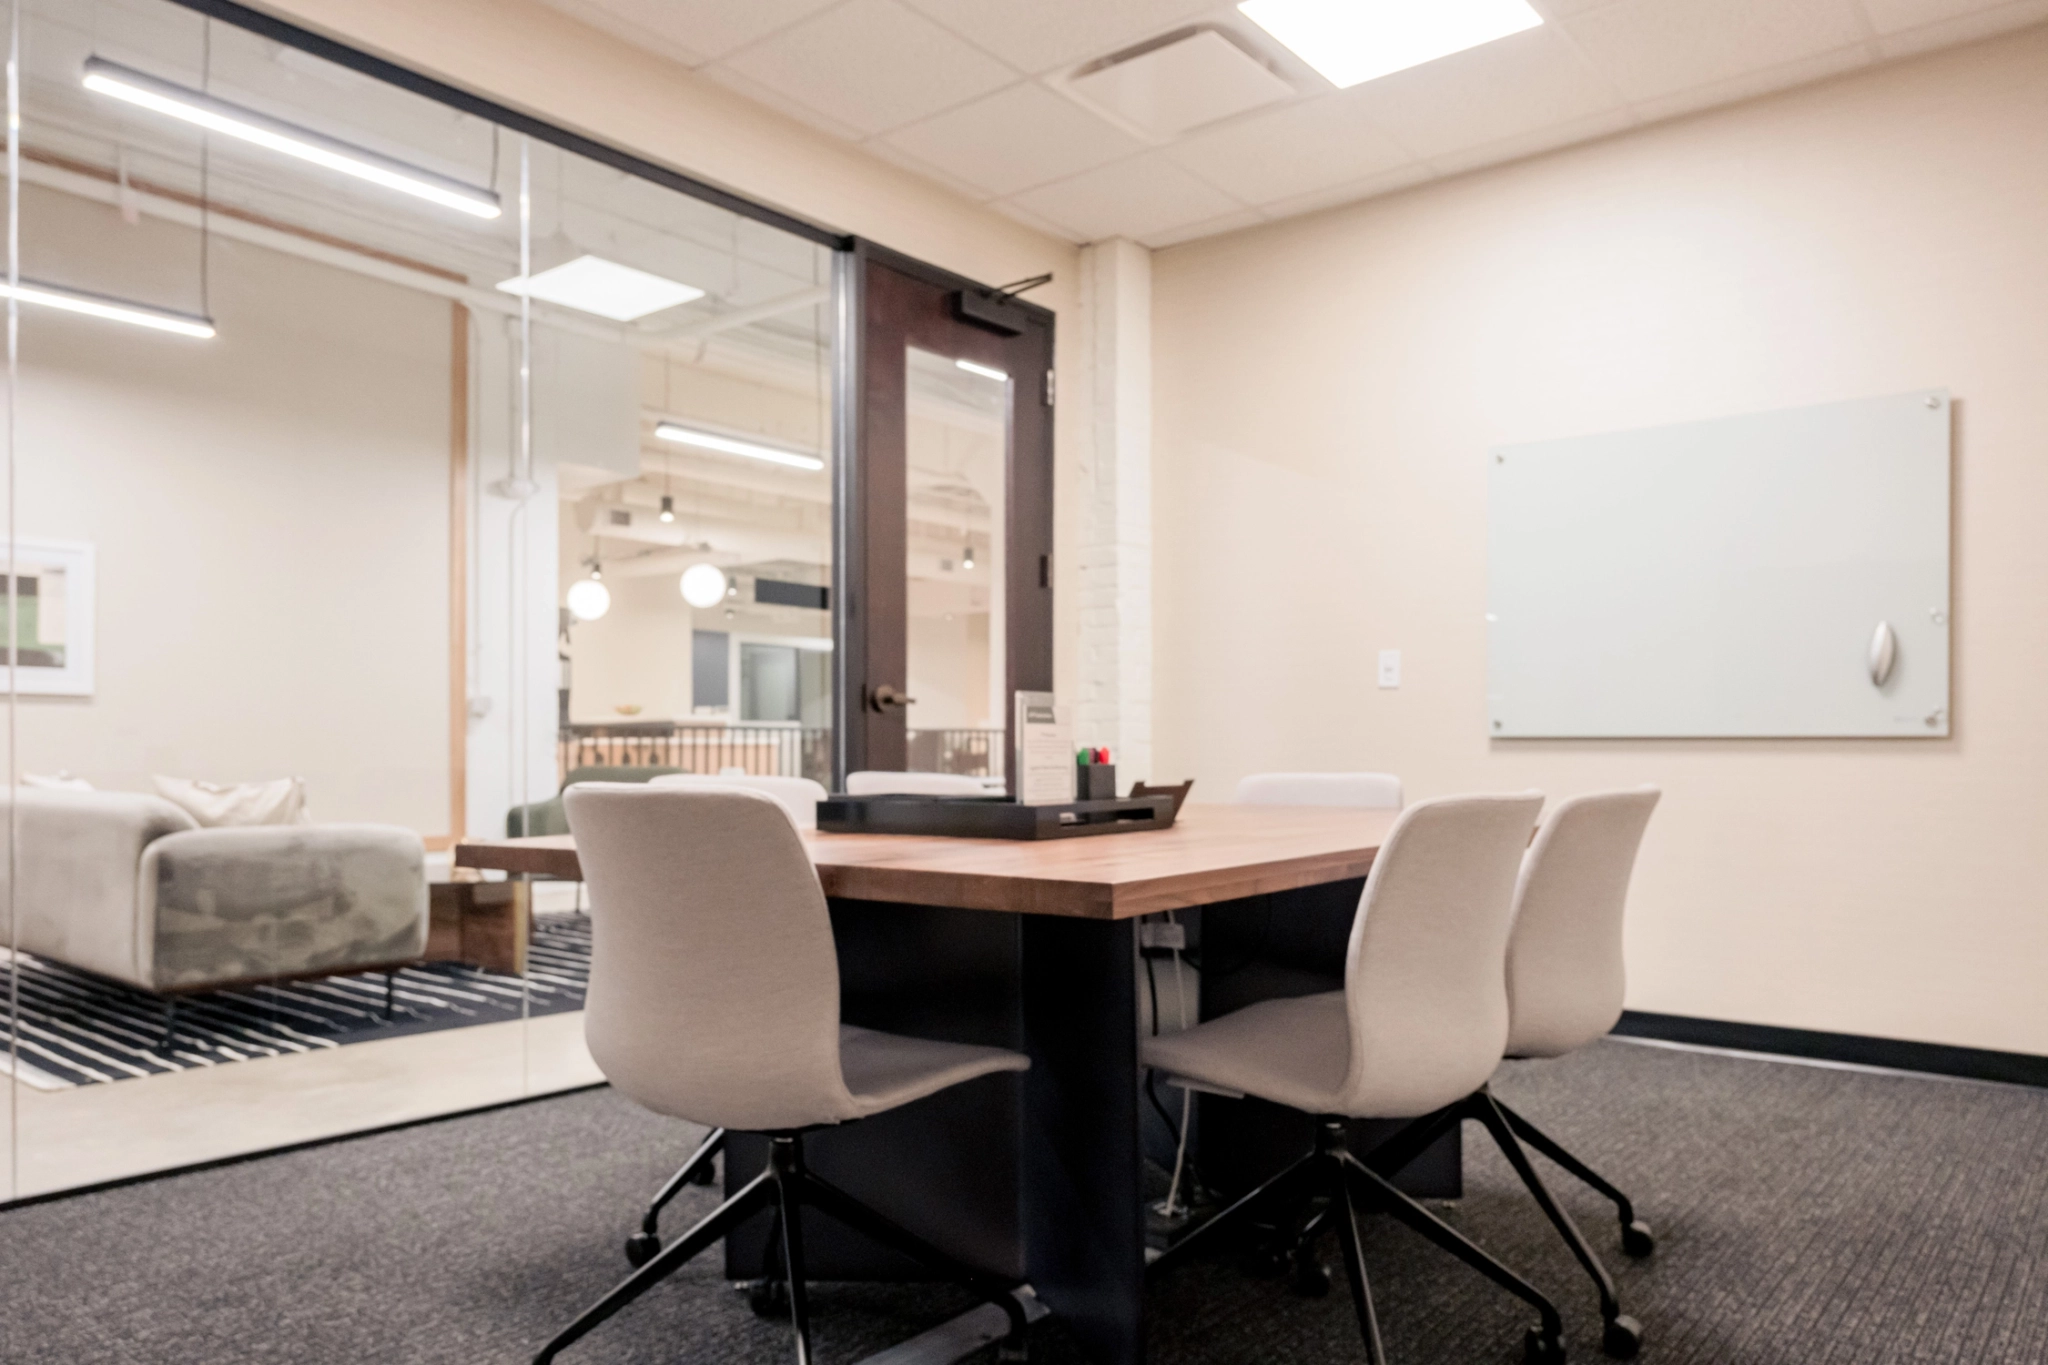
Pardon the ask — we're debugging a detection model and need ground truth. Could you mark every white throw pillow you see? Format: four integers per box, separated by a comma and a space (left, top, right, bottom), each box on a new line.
153, 775, 312, 827
21, 771, 93, 790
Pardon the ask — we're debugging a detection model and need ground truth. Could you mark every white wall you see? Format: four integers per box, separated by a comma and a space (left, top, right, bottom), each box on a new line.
16, 183, 453, 832
1152, 28, 2048, 1056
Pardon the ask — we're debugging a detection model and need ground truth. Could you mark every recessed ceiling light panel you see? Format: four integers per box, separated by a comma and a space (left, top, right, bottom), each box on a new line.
1238, 0, 1543, 89
496, 255, 706, 322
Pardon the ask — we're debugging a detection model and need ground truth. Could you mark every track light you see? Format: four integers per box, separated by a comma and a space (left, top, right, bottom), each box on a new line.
81, 57, 501, 219
654, 422, 824, 472
962, 545, 976, 570
659, 495, 675, 523
0, 280, 214, 337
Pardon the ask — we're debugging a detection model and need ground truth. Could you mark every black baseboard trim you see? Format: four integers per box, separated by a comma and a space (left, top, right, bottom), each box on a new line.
0, 1082, 608, 1214
1613, 1011, 2048, 1089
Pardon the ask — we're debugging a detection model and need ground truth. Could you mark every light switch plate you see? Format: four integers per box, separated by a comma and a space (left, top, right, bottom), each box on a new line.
1378, 649, 1401, 688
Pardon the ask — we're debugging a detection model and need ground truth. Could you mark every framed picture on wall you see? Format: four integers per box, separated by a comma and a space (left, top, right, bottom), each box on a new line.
3, 539, 95, 696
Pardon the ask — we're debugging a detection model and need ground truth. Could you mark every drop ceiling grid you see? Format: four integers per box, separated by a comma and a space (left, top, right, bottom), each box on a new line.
537, 0, 2048, 247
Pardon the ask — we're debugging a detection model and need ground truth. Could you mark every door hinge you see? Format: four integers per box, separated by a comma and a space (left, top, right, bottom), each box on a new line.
1043, 368, 1056, 406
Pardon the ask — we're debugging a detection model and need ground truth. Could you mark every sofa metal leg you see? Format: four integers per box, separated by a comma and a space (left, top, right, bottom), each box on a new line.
158, 998, 179, 1052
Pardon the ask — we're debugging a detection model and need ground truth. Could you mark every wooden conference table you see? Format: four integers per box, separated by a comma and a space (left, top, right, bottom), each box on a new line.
459, 804, 1441, 1365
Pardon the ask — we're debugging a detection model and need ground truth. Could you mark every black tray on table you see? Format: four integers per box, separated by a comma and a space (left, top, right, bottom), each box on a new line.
815, 794, 1177, 840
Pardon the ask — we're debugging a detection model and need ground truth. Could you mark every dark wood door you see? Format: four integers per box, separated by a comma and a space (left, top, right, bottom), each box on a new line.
837, 245, 1055, 788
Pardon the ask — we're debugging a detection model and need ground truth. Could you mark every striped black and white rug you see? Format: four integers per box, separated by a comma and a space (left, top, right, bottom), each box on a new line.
0, 912, 591, 1090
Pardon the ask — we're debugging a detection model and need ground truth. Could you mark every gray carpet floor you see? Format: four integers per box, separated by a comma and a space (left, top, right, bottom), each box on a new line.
2, 1039, 2044, 1364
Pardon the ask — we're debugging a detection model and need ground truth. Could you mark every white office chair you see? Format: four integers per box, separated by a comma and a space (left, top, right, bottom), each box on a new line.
1143, 793, 1567, 1365
647, 772, 829, 829
1234, 771, 1403, 809
845, 770, 992, 797
535, 785, 1033, 1365
1365, 787, 1661, 1360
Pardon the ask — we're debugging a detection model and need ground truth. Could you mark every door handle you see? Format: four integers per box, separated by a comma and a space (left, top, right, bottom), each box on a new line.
868, 684, 916, 713
1867, 621, 1898, 688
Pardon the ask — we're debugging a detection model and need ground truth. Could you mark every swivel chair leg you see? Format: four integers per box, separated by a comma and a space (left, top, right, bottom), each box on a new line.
1328, 1160, 1386, 1365
800, 1168, 1033, 1357
1337, 1142, 1568, 1365
1474, 1092, 1640, 1359
625, 1128, 727, 1267
1494, 1099, 1655, 1257
536, 1168, 776, 1364
771, 1138, 814, 1365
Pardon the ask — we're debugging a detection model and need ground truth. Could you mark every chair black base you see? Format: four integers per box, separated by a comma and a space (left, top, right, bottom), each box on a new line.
1362, 1087, 1650, 1360
536, 1129, 1031, 1364
624, 1127, 728, 1267
1150, 1116, 1568, 1365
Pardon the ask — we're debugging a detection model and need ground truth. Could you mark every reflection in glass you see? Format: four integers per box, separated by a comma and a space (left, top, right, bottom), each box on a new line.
902, 347, 1007, 781
1, 0, 833, 1199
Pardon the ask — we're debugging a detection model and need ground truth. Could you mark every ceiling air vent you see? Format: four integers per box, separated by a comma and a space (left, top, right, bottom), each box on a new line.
1065, 26, 1296, 140
607, 508, 633, 527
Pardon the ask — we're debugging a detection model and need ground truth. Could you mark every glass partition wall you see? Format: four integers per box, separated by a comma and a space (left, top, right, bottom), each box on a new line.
1, 0, 836, 1200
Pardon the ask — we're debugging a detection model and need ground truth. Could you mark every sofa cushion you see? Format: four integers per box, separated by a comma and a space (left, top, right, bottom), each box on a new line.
153, 775, 312, 827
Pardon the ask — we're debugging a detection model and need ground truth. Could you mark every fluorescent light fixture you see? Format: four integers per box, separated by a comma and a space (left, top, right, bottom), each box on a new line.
81, 57, 501, 219
0, 280, 214, 337
655, 422, 824, 472
496, 255, 705, 322
955, 359, 1009, 382
1237, 0, 1542, 89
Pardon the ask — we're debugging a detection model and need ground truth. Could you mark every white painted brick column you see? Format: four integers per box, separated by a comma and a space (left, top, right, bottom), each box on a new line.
1075, 239, 1154, 782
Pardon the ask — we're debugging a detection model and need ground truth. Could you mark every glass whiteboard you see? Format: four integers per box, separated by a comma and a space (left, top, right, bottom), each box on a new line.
1487, 389, 1951, 738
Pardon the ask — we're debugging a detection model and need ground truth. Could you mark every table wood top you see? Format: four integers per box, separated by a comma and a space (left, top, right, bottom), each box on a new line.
454, 803, 1396, 920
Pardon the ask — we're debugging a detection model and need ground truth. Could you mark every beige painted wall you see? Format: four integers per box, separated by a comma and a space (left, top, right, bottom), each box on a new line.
17, 184, 452, 831
1152, 29, 2048, 1056
249, 0, 1088, 704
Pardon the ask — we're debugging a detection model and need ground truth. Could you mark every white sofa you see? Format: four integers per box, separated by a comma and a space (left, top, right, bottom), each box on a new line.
4, 787, 428, 995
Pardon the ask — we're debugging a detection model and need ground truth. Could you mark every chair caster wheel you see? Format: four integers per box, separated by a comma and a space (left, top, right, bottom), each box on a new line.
1288, 1258, 1332, 1298
1602, 1315, 1643, 1359
623, 1233, 660, 1268
747, 1278, 790, 1319
688, 1162, 717, 1187
1524, 1327, 1568, 1364
1621, 1220, 1655, 1257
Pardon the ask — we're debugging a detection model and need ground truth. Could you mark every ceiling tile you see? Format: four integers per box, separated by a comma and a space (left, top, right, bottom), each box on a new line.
1165, 91, 1416, 207
536, 0, 842, 65
698, 63, 869, 141
1341, 25, 1624, 160
1141, 206, 1268, 249
716, 0, 1020, 136
1871, 0, 2048, 54
899, 0, 1223, 75
860, 136, 1005, 202
880, 82, 1147, 198
1003, 151, 1245, 242
1566, 0, 1872, 102
988, 198, 1089, 243
1629, 43, 1872, 123
1859, 0, 2017, 31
